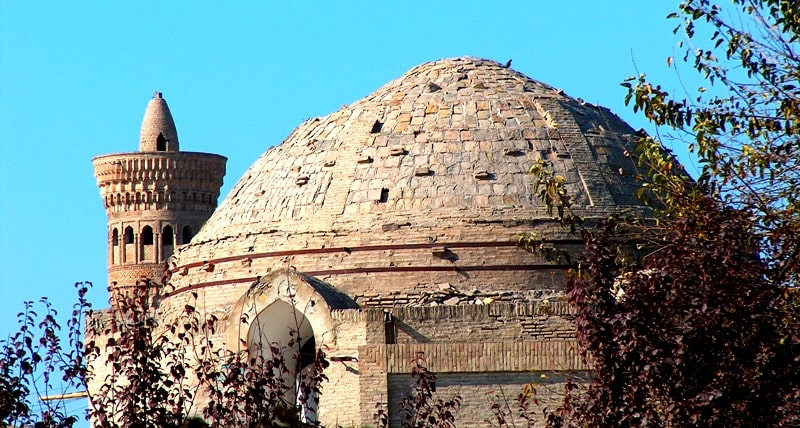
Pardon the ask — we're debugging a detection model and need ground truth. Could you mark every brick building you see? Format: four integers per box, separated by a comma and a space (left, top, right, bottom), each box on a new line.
93, 57, 652, 426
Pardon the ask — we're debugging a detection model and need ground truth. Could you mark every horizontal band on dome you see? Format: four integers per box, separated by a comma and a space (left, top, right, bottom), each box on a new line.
169, 239, 582, 272
166, 262, 570, 298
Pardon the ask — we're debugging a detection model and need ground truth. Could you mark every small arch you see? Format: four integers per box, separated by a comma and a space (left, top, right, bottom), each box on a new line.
182, 226, 193, 244
141, 226, 154, 245
228, 271, 359, 424
156, 132, 167, 151
162, 225, 174, 246
123, 227, 134, 244
111, 228, 119, 246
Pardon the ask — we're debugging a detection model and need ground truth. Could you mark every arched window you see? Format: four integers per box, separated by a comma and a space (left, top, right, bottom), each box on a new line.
141, 226, 154, 245
182, 226, 193, 244
111, 228, 119, 246
124, 227, 134, 244
162, 225, 174, 246
156, 132, 167, 151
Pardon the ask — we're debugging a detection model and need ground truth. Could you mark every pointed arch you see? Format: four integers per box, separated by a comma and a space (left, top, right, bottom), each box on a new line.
227, 270, 359, 353
123, 226, 134, 244
226, 270, 359, 422
162, 225, 174, 246
141, 226, 154, 245
156, 132, 167, 151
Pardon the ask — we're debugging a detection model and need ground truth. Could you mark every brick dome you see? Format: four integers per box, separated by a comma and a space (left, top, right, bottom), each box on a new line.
140, 91, 179, 152
168, 57, 648, 299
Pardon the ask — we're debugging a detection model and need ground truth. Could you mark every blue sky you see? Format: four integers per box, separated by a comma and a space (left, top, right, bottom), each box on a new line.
1, 0, 700, 421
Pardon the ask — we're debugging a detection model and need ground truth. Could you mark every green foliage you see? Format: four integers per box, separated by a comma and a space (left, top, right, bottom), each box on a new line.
545, 1, 800, 426
624, 0, 800, 288
528, 159, 583, 234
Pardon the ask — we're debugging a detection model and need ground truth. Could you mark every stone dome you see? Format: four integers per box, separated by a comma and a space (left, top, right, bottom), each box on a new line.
168, 57, 648, 300
140, 91, 179, 152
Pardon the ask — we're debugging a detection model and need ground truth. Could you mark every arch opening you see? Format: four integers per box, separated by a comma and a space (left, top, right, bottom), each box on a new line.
123, 227, 134, 244
156, 132, 167, 151
162, 225, 174, 246
247, 299, 318, 423
162, 225, 174, 261
141, 226, 154, 245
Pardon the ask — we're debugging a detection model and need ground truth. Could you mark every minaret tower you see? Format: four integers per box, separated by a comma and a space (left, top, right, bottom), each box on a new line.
92, 92, 226, 304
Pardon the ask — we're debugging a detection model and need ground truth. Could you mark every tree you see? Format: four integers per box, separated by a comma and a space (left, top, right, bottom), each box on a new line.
551, 201, 800, 427
539, 1, 800, 426
2, 281, 460, 428
1, 281, 329, 428
624, 0, 800, 288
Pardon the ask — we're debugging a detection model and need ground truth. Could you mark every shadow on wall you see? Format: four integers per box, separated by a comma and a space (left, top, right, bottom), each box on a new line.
394, 319, 431, 343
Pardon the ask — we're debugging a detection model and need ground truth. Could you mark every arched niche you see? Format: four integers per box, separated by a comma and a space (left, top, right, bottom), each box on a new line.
226, 270, 360, 418
227, 270, 358, 357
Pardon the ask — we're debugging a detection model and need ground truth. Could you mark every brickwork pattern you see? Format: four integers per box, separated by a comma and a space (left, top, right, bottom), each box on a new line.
169, 56, 650, 299
91, 61, 658, 427
139, 92, 179, 152
387, 371, 583, 427
92, 93, 226, 302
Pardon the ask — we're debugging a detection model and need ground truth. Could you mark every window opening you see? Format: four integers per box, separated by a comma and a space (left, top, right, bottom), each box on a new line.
124, 227, 134, 244
384, 311, 396, 344
370, 120, 383, 134
112, 228, 119, 246
162, 225, 174, 246
379, 188, 389, 203
141, 226, 154, 245
156, 132, 167, 151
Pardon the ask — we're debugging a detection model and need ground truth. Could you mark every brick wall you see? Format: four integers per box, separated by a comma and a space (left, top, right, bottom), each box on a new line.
387, 371, 586, 427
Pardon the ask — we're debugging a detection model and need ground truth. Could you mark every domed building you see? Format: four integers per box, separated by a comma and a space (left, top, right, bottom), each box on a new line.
95, 57, 651, 426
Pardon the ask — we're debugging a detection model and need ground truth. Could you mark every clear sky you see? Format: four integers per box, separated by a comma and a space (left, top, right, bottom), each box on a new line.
1, 0, 700, 421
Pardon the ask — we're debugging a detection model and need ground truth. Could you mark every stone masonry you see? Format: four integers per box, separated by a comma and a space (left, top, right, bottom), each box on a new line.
92, 92, 226, 304
93, 58, 654, 427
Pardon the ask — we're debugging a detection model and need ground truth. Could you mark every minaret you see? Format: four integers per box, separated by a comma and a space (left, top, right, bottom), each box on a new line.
92, 92, 226, 304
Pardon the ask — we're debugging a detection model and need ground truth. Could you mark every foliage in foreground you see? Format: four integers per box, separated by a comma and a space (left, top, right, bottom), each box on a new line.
538, 0, 800, 426
625, 0, 800, 288
549, 201, 800, 427
1, 281, 459, 428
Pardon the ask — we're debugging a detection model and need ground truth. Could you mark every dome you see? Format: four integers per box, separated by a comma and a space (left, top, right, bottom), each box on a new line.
169, 57, 648, 299
139, 91, 179, 152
